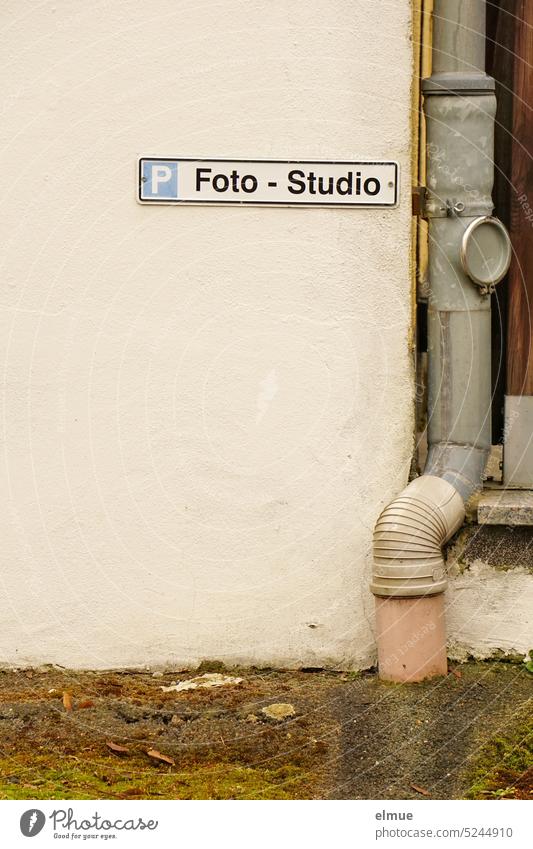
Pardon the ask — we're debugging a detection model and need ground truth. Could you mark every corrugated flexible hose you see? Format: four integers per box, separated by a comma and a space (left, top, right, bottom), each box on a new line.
371, 475, 465, 597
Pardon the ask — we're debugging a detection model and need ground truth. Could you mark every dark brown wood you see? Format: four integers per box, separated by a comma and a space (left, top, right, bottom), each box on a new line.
507, 0, 533, 395
487, 0, 516, 437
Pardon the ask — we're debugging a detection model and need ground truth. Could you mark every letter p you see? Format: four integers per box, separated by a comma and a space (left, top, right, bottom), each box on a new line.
152, 165, 172, 193
140, 159, 178, 200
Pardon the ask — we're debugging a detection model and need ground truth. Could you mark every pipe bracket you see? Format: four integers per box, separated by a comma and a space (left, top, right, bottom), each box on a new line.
424, 197, 494, 219
422, 73, 496, 96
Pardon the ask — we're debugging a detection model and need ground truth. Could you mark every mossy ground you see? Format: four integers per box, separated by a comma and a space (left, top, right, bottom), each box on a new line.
0, 667, 337, 800
0, 755, 310, 800
0, 663, 530, 799
464, 705, 532, 799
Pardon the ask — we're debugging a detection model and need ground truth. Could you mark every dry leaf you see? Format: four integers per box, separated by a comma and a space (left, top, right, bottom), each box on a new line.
63, 692, 73, 712
106, 740, 130, 755
78, 700, 94, 709
410, 783, 431, 796
146, 749, 175, 766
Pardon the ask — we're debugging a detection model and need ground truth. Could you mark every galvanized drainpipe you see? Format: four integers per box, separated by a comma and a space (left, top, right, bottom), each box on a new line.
370, 0, 511, 682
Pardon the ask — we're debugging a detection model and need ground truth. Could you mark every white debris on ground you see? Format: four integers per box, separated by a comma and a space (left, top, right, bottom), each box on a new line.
160, 672, 243, 692
262, 703, 296, 720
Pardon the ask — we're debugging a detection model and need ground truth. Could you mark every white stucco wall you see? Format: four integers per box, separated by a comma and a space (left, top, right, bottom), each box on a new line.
447, 565, 533, 661
0, 0, 415, 669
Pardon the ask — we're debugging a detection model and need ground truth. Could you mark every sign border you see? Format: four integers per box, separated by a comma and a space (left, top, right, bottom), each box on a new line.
137, 157, 399, 208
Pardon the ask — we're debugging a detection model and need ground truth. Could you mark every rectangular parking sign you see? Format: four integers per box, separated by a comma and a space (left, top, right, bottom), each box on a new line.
138, 158, 398, 207
140, 159, 179, 200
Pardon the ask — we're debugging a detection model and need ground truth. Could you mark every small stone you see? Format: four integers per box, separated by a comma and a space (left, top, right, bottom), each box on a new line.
152, 671, 164, 678
261, 703, 296, 721
170, 706, 198, 721
170, 715, 184, 726
236, 701, 262, 719
131, 728, 149, 740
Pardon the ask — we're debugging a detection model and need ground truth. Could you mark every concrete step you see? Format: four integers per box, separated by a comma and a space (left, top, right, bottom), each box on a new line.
477, 490, 533, 526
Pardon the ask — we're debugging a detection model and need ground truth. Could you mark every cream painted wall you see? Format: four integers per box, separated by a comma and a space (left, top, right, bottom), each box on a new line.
0, 0, 415, 669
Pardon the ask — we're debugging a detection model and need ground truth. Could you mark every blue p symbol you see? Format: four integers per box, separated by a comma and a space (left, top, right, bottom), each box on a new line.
141, 160, 178, 200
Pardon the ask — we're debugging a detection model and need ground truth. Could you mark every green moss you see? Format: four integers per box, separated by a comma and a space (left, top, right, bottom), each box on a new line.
464, 708, 533, 799
344, 671, 361, 680
0, 755, 315, 800
484, 650, 529, 665
195, 659, 228, 674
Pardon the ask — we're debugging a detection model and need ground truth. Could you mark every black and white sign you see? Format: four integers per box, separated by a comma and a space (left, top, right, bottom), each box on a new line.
138, 158, 398, 207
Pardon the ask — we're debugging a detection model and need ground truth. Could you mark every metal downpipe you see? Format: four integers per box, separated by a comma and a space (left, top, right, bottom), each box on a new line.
371, 0, 503, 682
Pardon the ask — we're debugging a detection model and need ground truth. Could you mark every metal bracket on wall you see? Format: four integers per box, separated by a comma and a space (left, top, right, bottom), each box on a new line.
412, 185, 427, 217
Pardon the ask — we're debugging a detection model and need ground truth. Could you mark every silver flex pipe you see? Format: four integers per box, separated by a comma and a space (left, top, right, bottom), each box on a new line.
371, 0, 496, 600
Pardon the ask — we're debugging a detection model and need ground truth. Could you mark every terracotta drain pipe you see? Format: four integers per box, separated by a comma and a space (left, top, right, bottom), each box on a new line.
371, 0, 511, 682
